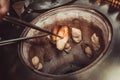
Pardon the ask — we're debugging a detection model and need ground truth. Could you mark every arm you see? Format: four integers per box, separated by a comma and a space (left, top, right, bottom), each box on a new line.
0, 0, 10, 20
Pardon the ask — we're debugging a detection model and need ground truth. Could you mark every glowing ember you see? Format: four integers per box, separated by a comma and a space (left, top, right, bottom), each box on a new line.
91, 33, 100, 51
52, 25, 83, 51
52, 26, 69, 50
71, 28, 82, 43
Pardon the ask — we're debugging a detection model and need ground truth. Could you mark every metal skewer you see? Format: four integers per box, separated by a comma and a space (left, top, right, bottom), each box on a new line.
3, 16, 62, 38
0, 34, 48, 46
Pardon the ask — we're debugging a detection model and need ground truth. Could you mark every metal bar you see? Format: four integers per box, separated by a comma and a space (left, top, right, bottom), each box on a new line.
0, 34, 48, 46
3, 16, 62, 38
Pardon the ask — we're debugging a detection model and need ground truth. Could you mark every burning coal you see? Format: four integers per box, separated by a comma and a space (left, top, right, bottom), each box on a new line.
28, 18, 105, 74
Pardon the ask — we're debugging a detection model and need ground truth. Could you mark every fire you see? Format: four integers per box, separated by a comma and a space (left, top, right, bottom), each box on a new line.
51, 25, 83, 51
52, 26, 69, 50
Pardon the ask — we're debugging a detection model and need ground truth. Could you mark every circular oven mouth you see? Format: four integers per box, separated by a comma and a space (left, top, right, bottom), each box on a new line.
18, 5, 112, 77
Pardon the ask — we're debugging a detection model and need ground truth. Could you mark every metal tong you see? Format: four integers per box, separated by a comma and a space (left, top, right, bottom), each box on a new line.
0, 34, 48, 46
0, 16, 61, 46
3, 16, 60, 37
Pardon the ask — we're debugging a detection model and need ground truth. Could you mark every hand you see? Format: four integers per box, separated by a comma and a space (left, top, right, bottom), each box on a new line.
0, 0, 9, 20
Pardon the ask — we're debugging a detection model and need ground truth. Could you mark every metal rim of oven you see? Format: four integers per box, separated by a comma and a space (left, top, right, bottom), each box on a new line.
18, 5, 114, 78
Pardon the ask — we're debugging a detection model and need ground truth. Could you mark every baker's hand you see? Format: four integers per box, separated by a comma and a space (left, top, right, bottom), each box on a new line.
0, 0, 9, 20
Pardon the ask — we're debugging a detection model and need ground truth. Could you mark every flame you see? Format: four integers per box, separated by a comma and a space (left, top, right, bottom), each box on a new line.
52, 26, 69, 50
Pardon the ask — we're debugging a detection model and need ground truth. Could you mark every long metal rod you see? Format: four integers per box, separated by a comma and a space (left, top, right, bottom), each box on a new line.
3, 16, 62, 38
0, 34, 48, 46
